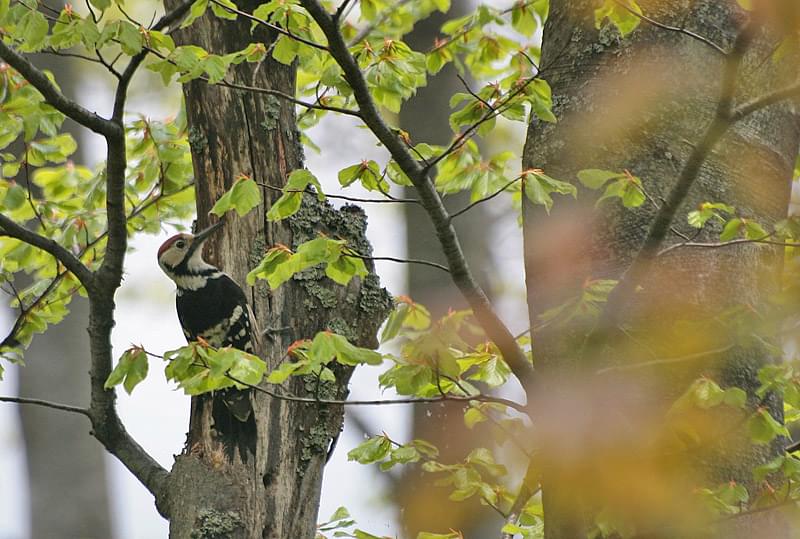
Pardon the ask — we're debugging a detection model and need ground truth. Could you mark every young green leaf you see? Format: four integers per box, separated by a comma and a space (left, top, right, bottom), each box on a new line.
104, 346, 149, 395
210, 177, 261, 217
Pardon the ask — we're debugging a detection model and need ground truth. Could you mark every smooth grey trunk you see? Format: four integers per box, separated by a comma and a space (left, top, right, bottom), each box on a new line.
397, 4, 499, 537
523, 1, 799, 537
160, 3, 391, 538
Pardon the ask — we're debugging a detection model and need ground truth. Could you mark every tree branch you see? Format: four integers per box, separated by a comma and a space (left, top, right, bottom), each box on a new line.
256, 180, 420, 204
597, 21, 755, 331
229, 373, 529, 414
299, 0, 536, 389
0, 214, 94, 289
0, 395, 90, 416
731, 80, 800, 121
612, 0, 726, 55
208, 0, 328, 51
657, 236, 800, 256
0, 40, 120, 138
345, 253, 450, 273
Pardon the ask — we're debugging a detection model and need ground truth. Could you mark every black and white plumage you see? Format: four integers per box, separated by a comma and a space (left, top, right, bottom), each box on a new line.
157, 221, 257, 426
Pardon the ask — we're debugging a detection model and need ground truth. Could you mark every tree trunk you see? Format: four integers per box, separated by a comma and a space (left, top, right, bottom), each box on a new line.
523, 1, 799, 537
160, 4, 391, 538
397, 4, 500, 537
17, 47, 113, 538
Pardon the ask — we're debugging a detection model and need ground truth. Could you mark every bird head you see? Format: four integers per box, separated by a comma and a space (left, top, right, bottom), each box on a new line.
157, 221, 223, 278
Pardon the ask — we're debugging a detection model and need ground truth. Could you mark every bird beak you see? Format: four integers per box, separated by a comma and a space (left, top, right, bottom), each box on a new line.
193, 220, 224, 244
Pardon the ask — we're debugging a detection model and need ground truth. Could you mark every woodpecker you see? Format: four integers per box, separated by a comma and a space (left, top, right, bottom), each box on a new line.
157, 221, 257, 428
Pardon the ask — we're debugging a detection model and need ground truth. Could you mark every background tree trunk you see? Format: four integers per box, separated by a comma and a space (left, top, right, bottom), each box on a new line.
17, 49, 113, 539
396, 3, 500, 537
523, 1, 800, 537
160, 3, 391, 538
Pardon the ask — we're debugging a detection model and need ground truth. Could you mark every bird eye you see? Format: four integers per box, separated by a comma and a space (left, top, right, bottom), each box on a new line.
175, 239, 186, 249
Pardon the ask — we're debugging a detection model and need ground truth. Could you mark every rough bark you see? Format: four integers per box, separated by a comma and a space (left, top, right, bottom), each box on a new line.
161, 3, 391, 538
523, 1, 800, 537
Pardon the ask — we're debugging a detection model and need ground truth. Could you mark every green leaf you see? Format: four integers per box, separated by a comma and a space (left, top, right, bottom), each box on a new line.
266, 169, 323, 221
210, 177, 261, 217
227, 349, 267, 386
182, 0, 209, 28
464, 406, 487, 429
720, 218, 743, 241
417, 532, 461, 539
743, 219, 768, 240
594, 0, 642, 37
266, 360, 305, 384
522, 170, 576, 213
347, 435, 392, 464
246, 246, 293, 287
747, 408, 789, 445
687, 202, 735, 229
210, 0, 238, 20
337, 160, 384, 191
89, 0, 111, 9
104, 347, 148, 394
18, 10, 49, 52
577, 169, 622, 190
273, 35, 299, 65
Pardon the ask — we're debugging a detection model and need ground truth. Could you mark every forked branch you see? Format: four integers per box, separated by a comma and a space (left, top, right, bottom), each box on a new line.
299, 0, 535, 389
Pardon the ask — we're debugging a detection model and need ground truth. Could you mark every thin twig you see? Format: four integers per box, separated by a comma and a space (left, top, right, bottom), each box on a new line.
658, 235, 800, 256
423, 76, 539, 173
612, 0, 726, 55
227, 373, 528, 413
256, 180, 420, 204
449, 177, 521, 220
0, 395, 90, 417
344, 253, 450, 273
595, 343, 735, 374
731, 80, 800, 121
208, 0, 328, 51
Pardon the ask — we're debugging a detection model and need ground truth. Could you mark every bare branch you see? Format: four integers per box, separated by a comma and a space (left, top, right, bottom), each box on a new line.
229, 373, 529, 414
449, 177, 522, 220
612, 0, 726, 55
0, 40, 120, 138
345, 253, 450, 273
657, 235, 800, 256
731, 80, 800, 121
595, 343, 735, 374
597, 21, 756, 331
256, 180, 419, 205
0, 395, 90, 416
299, 0, 536, 389
0, 215, 94, 288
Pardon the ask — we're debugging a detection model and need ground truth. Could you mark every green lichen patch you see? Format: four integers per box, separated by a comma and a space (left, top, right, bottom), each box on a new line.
191, 509, 242, 539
